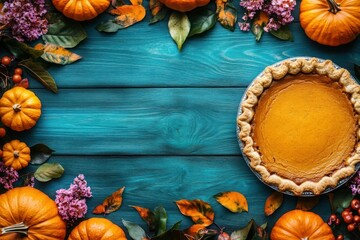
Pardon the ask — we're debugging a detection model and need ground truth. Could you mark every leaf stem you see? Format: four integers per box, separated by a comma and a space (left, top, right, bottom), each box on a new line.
327, 0, 341, 14
1, 222, 28, 236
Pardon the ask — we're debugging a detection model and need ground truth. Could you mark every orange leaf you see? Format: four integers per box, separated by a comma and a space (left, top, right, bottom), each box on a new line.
296, 196, 320, 211
34, 43, 81, 65
214, 191, 248, 213
110, 5, 146, 28
93, 186, 125, 215
264, 191, 283, 216
184, 224, 207, 238
130, 0, 142, 5
149, 0, 164, 16
176, 199, 214, 227
253, 11, 269, 27
130, 205, 156, 230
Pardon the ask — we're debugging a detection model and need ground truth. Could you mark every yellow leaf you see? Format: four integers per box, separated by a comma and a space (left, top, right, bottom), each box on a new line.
214, 191, 248, 213
110, 5, 146, 28
176, 199, 214, 227
296, 196, 320, 211
264, 191, 283, 216
93, 186, 125, 215
130, 0, 142, 5
34, 43, 81, 65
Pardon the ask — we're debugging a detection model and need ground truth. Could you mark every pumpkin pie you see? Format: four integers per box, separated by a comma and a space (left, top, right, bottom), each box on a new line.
237, 57, 360, 195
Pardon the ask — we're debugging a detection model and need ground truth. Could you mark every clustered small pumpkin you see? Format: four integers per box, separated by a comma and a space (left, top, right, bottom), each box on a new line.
68, 218, 127, 240
52, 0, 112, 21
300, 0, 360, 46
0, 87, 42, 132
2, 139, 30, 171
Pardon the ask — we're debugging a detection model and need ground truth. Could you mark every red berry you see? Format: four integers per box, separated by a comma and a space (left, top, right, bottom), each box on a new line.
347, 223, 356, 232
354, 215, 360, 223
342, 210, 352, 219
1, 56, 11, 66
14, 67, 23, 75
343, 214, 354, 224
329, 214, 337, 222
336, 235, 344, 240
12, 74, 22, 83
335, 218, 341, 225
351, 199, 360, 210
0, 128, 5, 138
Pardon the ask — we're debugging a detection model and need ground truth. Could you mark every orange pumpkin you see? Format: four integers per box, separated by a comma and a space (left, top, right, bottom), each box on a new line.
68, 218, 127, 240
270, 210, 335, 240
52, 0, 111, 21
0, 87, 41, 132
2, 139, 30, 170
0, 187, 66, 240
159, 0, 210, 12
300, 0, 360, 46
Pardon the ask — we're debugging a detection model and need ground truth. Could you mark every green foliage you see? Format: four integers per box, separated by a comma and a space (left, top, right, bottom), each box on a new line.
34, 162, 64, 182
168, 12, 191, 50
30, 144, 55, 165
188, 8, 216, 37
270, 25, 293, 41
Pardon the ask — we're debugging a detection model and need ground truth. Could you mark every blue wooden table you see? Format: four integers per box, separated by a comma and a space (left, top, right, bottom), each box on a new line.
9, 0, 360, 237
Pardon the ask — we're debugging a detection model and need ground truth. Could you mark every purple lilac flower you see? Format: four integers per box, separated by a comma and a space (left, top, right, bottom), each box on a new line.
349, 170, 360, 196
55, 174, 92, 225
239, 0, 296, 32
0, 162, 19, 189
0, 0, 48, 42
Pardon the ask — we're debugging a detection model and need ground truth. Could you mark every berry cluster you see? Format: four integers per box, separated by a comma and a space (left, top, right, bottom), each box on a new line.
0, 55, 28, 88
328, 199, 360, 239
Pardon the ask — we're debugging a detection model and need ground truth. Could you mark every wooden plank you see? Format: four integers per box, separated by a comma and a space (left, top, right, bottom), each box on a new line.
38, 20, 359, 89
15, 88, 246, 155
28, 155, 331, 235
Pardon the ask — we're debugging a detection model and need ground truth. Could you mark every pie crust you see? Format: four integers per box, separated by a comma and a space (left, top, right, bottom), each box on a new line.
237, 57, 360, 195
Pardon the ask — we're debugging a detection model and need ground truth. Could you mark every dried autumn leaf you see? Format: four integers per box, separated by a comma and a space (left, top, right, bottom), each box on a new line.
34, 43, 81, 65
264, 191, 283, 216
296, 196, 320, 211
214, 191, 248, 213
251, 11, 269, 41
216, 0, 237, 31
110, 4, 146, 29
131, 205, 156, 231
93, 186, 125, 215
130, 0, 142, 5
149, 0, 167, 24
176, 199, 214, 227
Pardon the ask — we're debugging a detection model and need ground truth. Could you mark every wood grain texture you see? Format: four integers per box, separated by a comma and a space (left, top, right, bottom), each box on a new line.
15, 88, 245, 155
27, 155, 331, 234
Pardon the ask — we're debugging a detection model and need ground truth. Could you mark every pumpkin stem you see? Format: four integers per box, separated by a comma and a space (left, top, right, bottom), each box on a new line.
1, 222, 28, 236
326, 0, 341, 14
13, 150, 20, 158
12, 103, 22, 112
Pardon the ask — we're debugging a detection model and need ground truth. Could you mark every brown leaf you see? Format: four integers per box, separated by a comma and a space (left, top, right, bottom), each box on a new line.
149, 0, 164, 16
130, 205, 156, 230
176, 199, 214, 227
264, 191, 283, 216
110, 5, 146, 28
214, 191, 248, 213
93, 186, 125, 215
296, 196, 320, 211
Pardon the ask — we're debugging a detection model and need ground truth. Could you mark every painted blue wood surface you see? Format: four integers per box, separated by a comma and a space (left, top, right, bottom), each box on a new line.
2, 0, 359, 238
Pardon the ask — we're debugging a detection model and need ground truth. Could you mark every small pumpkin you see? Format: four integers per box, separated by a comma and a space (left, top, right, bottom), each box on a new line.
52, 0, 111, 21
2, 139, 30, 170
270, 209, 335, 240
300, 0, 360, 46
68, 218, 127, 240
159, 0, 210, 12
0, 186, 66, 240
0, 87, 41, 132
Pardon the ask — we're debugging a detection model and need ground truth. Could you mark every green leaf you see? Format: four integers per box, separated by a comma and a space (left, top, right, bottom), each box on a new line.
122, 219, 147, 240
231, 219, 267, 240
30, 144, 55, 165
2, 38, 43, 59
42, 20, 87, 48
152, 222, 186, 240
329, 188, 354, 213
96, 20, 122, 33
270, 25, 293, 41
355, 64, 360, 80
188, 8, 216, 37
168, 12, 191, 51
18, 59, 58, 93
34, 163, 64, 182
154, 206, 167, 236
250, 12, 269, 41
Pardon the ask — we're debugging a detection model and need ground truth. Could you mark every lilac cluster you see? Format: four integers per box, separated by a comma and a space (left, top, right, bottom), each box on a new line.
55, 174, 92, 225
0, 162, 19, 189
0, 0, 48, 42
239, 0, 296, 32
349, 170, 360, 196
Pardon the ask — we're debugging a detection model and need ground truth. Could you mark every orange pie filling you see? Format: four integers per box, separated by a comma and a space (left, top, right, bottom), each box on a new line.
252, 74, 357, 185
238, 58, 360, 195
